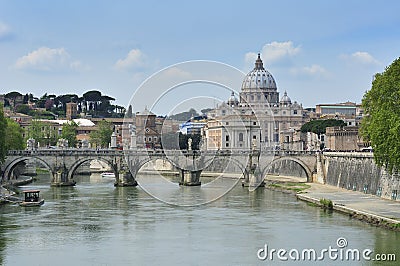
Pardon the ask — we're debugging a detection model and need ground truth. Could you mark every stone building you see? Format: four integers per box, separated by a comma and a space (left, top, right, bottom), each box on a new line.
325, 126, 361, 151
66, 102, 78, 120
316, 102, 362, 127
135, 108, 161, 149
204, 114, 261, 151
206, 53, 306, 150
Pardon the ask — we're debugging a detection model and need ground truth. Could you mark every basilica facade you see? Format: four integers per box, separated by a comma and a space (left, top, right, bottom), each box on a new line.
205, 54, 306, 151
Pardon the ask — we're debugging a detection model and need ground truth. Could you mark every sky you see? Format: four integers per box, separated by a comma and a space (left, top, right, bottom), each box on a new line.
1, 0, 400, 114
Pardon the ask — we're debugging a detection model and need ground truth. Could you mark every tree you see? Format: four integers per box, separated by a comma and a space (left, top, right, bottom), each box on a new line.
26, 120, 58, 147
15, 104, 31, 115
361, 57, 400, 173
90, 120, 113, 148
0, 104, 6, 162
168, 108, 199, 121
36, 93, 48, 108
61, 121, 78, 148
201, 108, 213, 115
5, 91, 22, 111
45, 99, 54, 110
300, 119, 346, 135
126, 105, 133, 118
5, 118, 24, 150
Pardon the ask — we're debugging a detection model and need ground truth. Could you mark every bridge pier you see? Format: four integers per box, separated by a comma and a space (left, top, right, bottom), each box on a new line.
114, 164, 138, 187
242, 166, 265, 188
242, 150, 265, 188
179, 170, 202, 186
51, 167, 76, 187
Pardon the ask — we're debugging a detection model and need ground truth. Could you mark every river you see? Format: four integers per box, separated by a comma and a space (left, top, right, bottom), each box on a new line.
0, 173, 399, 265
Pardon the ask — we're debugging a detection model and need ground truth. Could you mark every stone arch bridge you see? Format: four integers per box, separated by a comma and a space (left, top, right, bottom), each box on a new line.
1, 149, 318, 187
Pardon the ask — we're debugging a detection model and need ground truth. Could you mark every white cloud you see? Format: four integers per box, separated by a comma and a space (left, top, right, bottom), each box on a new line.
262, 41, 300, 63
290, 64, 329, 78
244, 52, 258, 67
160, 67, 192, 80
340, 51, 380, 65
14, 47, 87, 71
0, 22, 11, 40
114, 49, 148, 70
244, 41, 301, 69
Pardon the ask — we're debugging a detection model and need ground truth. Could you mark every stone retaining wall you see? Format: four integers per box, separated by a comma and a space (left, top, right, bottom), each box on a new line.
323, 152, 400, 201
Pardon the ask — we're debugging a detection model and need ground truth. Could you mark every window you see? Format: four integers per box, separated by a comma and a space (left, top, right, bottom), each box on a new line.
253, 122, 257, 125
239, 133, 244, 141
253, 135, 257, 139
225, 122, 229, 125
225, 143, 229, 147
225, 135, 229, 141
293, 110, 298, 115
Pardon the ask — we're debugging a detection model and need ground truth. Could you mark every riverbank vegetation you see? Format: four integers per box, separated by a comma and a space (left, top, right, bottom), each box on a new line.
1, 104, 25, 163
319, 198, 333, 210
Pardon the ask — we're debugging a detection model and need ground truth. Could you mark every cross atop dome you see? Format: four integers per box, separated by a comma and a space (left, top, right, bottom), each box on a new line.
254, 53, 265, 70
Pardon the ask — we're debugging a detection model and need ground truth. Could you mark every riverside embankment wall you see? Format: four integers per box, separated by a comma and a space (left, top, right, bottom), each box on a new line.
323, 152, 400, 201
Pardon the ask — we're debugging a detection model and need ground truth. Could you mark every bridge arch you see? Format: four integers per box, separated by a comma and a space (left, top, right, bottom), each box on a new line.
68, 157, 117, 180
2, 156, 53, 183
262, 156, 312, 182
199, 155, 248, 177
127, 156, 178, 177
127, 153, 248, 181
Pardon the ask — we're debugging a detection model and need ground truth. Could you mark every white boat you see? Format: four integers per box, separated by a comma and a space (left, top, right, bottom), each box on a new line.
101, 172, 115, 178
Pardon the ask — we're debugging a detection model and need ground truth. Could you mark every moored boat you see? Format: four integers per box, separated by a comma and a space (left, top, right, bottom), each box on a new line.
19, 190, 44, 207
101, 172, 115, 178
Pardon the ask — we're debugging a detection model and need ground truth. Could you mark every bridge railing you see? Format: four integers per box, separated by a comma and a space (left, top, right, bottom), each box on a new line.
6, 149, 125, 157
6, 149, 318, 157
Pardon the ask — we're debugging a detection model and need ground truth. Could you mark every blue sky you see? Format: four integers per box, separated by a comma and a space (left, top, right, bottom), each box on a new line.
1, 0, 400, 114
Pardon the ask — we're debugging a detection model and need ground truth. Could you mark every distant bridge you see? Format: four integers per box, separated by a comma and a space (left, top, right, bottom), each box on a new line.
1, 149, 318, 188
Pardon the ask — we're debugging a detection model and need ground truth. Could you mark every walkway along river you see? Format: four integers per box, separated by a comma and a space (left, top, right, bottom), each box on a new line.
0, 173, 399, 265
